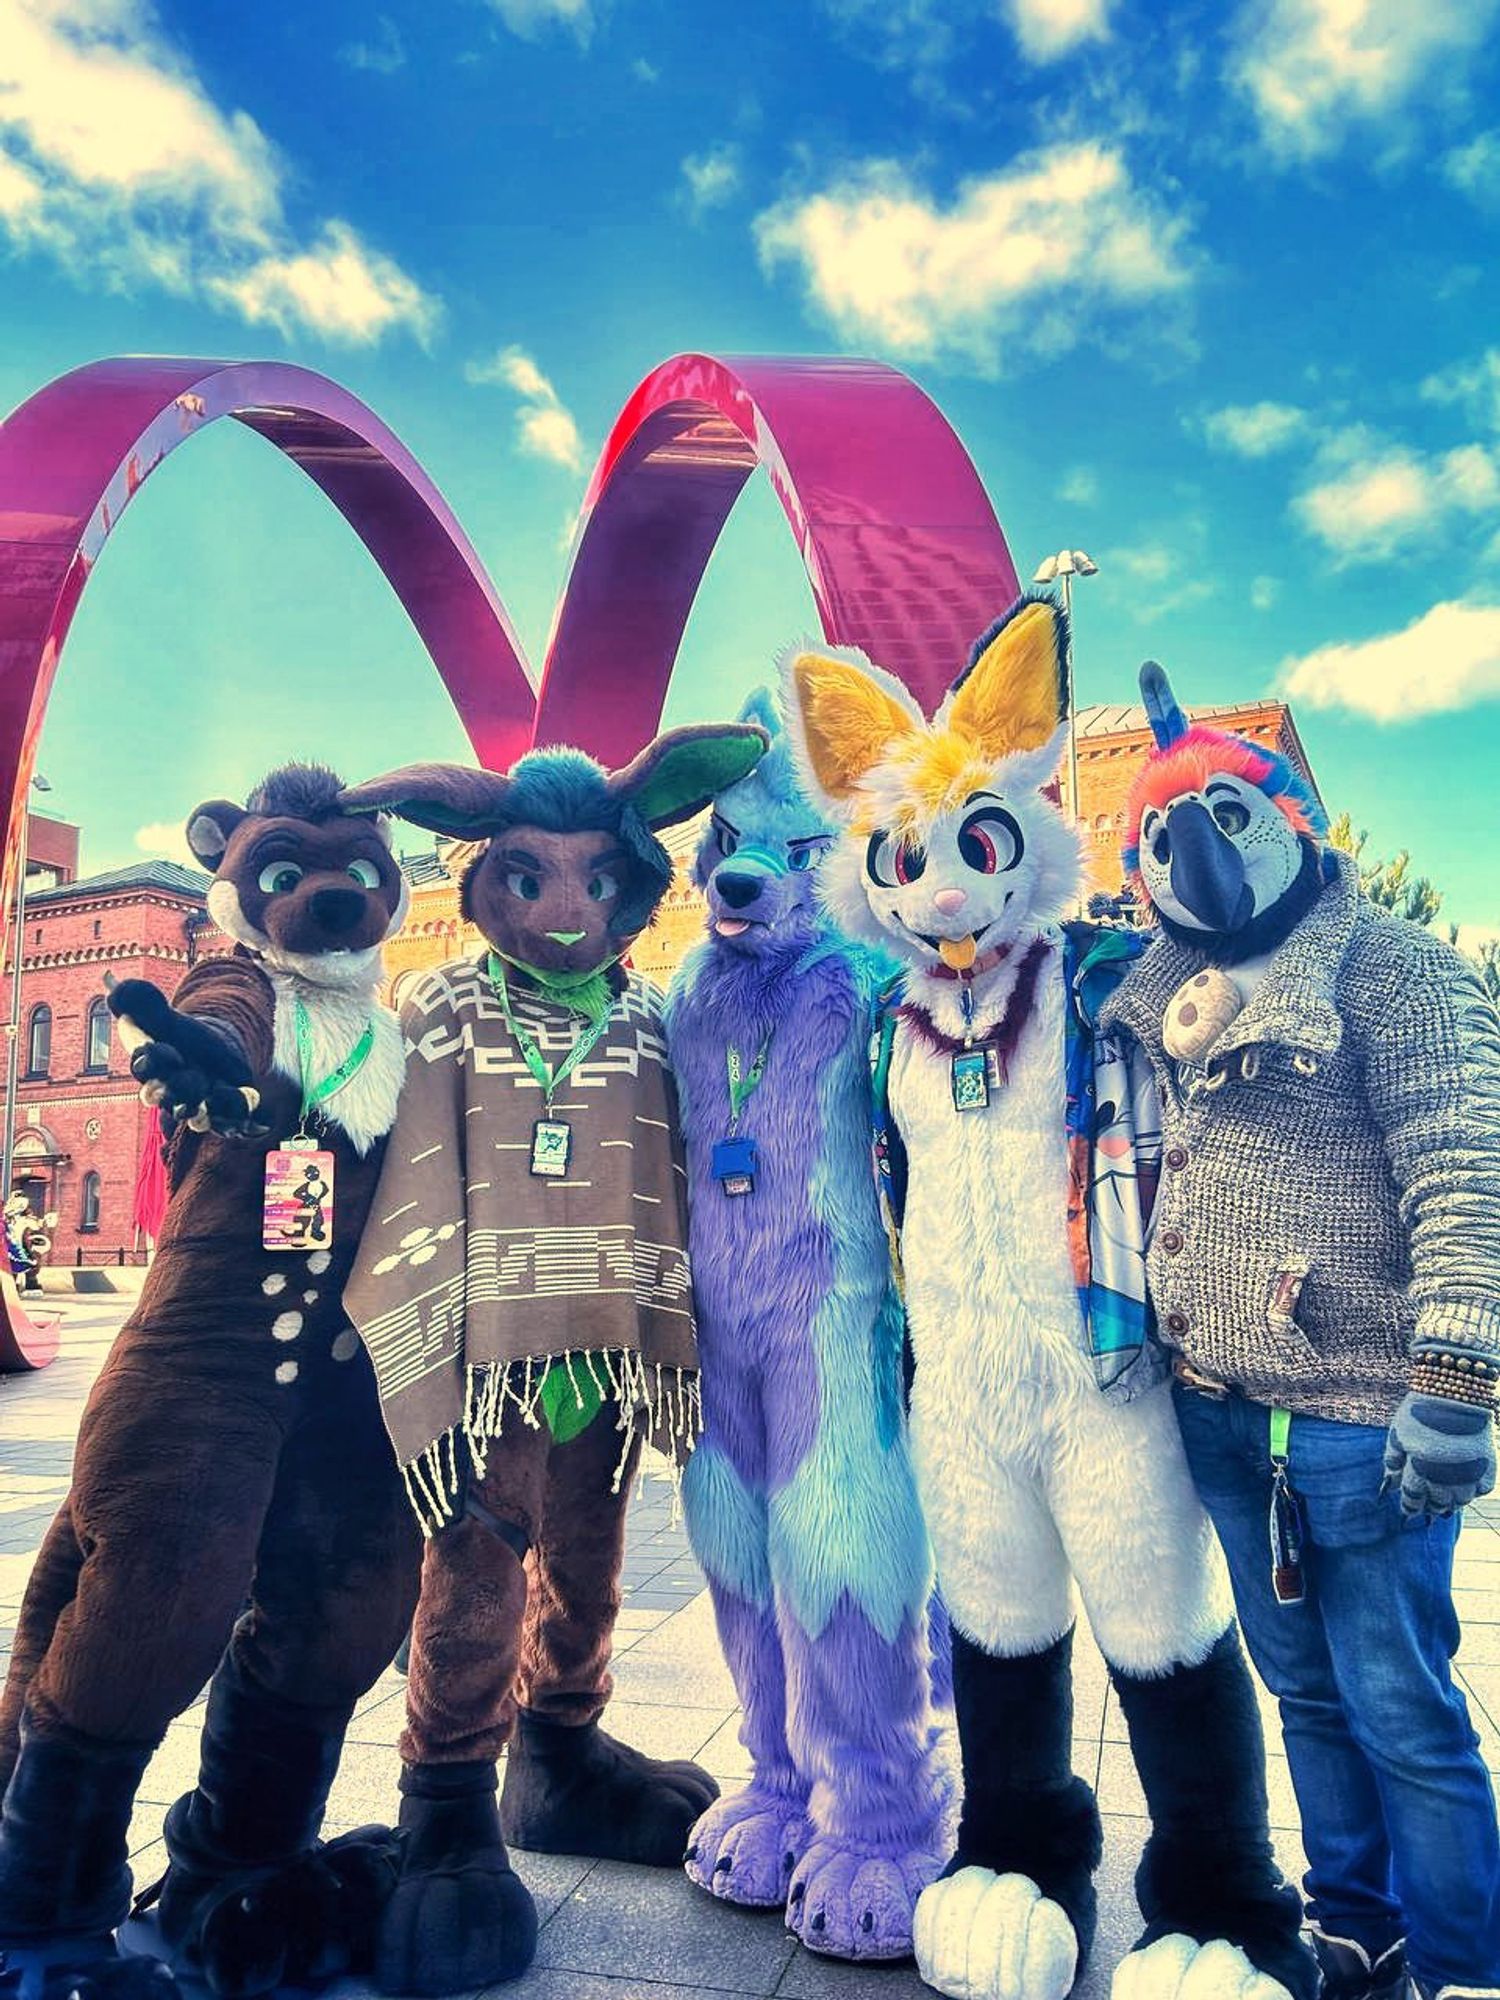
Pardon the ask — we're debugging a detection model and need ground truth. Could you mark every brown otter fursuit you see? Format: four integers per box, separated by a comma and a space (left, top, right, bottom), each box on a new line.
0, 765, 421, 2000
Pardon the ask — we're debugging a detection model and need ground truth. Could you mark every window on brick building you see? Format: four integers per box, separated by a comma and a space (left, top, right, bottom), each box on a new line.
85, 997, 111, 1074
80, 1170, 101, 1233
25, 1004, 50, 1078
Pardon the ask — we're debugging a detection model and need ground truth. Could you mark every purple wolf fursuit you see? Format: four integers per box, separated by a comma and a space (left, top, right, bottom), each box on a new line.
665, 686, 949, 1963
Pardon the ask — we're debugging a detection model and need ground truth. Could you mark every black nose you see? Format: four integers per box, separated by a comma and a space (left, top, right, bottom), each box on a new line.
716, 871, 762, 910
308, 886, 366, 933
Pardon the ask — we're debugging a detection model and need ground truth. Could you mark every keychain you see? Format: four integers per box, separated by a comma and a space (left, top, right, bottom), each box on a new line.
1268, 1407, 1306, 1606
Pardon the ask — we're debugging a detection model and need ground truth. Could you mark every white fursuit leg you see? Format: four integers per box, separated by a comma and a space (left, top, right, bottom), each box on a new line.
1112, 1934, 1295, 2000
915, 1867, 1079, 2000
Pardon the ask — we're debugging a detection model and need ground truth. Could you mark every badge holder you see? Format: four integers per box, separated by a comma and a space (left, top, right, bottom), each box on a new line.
264, 1132, 336, 1251
530, 1118, 573, 1178
712, 1134, 758, 1197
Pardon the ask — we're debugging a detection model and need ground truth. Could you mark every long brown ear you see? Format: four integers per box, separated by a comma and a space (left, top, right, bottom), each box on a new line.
338, 764, 515, 836
610, 723, 769, 830
943, 597, 1067, 759
186, 800, 246, 870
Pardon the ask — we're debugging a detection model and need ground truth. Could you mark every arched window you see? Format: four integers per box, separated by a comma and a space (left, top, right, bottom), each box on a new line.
25, 1004, 50, 1078
85, 996, 111, 1073
80, 1170, 101, 1232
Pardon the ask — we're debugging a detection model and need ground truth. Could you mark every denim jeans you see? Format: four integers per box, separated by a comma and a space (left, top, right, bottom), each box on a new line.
1173, 1384, 1500, 1992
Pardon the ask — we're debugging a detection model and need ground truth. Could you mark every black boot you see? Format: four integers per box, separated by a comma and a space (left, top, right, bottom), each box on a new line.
941, 1629, 1102, 1970
0, 1710, 179, 2000
1311, 1929, 1408, 2000
500, 1711, 719, 1866
375, 1761, 537, 1995
1111, 1627, 1320, 2000
154, 1651, 398, 1999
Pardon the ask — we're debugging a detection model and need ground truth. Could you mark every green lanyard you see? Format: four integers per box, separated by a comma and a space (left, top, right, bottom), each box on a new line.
490, 955, 613, 1109
727, 1034, 773, 1132
294, 1000, 375, 1135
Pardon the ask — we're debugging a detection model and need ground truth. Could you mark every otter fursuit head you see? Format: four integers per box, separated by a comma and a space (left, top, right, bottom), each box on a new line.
669, 686, 947, 1963
0, 761, 421, 2000
786, 603, 1318, 2000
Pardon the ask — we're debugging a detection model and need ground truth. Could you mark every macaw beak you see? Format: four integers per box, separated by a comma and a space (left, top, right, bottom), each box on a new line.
1168, 800, 1254, 933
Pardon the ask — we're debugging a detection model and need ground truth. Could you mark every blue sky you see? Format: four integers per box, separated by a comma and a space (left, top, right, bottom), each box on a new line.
2, 0, 1499, 929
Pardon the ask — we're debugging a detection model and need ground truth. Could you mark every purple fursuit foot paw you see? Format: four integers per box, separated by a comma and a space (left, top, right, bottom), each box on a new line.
684, 1787, 812, 1910
787, 1834, 946, 1962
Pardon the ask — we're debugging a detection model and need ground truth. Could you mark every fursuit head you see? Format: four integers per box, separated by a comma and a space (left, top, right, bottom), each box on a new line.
785, 599, 1318, 2000
667, 687, 950, 1964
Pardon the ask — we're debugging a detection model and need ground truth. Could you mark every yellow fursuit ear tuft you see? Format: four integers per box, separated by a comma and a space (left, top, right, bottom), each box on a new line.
948, 599, 1067, 760
789, 650, 920, 804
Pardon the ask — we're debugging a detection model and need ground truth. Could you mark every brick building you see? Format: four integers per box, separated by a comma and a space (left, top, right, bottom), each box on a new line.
0, 843, 219, 1265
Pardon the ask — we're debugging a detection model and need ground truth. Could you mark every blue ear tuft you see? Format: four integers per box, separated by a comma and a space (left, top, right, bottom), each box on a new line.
1140, 661, 1189, 751
737, 685, 782, 740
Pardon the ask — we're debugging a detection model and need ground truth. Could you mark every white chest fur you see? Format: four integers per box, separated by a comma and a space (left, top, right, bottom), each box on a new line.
268, 971, 404, 1156
890, 954, 1094, 1443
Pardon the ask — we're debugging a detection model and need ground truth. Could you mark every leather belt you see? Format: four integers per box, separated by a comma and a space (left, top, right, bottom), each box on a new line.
1171, 1354, 1233, 1399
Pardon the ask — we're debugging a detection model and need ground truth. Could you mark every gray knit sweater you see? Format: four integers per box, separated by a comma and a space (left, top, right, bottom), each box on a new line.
1100, 855, 1500, 1425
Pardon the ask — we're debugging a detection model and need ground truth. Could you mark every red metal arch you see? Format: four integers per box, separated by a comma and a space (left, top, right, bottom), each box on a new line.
537, 352, 1018, 762
0, 347, 1020, 1363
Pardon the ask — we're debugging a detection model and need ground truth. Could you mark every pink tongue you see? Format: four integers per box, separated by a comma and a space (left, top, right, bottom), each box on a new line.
716, 918, 750, 937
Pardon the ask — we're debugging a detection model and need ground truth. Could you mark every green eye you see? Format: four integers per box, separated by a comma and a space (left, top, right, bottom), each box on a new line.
507, 870, 542, 902
347, 858, 381, 889
587, 871, 618, 902
258, 862, 304, 895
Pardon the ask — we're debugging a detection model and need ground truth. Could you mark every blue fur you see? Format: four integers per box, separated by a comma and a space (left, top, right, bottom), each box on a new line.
682, 1443, 772, 1608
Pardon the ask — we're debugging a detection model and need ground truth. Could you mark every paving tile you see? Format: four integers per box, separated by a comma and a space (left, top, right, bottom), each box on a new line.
536, 1857, 798, 1993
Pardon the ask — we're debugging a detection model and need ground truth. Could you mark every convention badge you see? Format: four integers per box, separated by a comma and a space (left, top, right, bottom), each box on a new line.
1269, 1468, 1305, 1606
950, 1049, 991, 1113
263, 1146, 336, 1251
530, 1118, 573, 1179
711, 1134, 758, 1196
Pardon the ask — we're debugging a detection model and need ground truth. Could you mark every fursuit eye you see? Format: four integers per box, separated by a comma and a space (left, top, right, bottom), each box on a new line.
788, 842, 827, 873
506, 870, 542, 902
1212, 799, 1250, 837
346, 858, 381, 889
1148, 824, 1171, 867
865, 832, 925, 888
957, 807, 1023, 876
587, 871, 618, 902
258, 862, 304, 895
715, 820, 739, 858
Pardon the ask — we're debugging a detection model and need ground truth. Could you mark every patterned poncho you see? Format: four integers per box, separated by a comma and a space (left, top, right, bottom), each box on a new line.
344, 955, 698, 1530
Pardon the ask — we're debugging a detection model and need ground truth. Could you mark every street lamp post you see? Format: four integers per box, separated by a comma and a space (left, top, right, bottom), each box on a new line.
1, 776, 52, 1209
1031, 549, 1099, 828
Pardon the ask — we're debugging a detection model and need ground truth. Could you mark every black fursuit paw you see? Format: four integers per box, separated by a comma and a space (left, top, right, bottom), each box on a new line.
375, 1792, 537, 1996
0, 1947, 182, 2000
500, 1713, 719, 1866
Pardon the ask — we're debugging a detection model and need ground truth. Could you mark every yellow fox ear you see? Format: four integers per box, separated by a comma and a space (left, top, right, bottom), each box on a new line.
946, 598, 1067, 760
786, 649, 923, 807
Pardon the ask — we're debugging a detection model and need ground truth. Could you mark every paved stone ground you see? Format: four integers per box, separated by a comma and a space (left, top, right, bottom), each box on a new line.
3, 1297, 1500, 2000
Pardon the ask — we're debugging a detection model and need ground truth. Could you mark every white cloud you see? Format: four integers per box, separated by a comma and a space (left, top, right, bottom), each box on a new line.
1229, 0, 1500, 161
134, 819, 196, 867
487, 0, 594, 42
754, 141, 1194, 374
1251, 575, 1279, 611
1280, 599, 1500, 721
1202, 400, 1308, 456
1422, 348, 1500, 432
1443, 129, 1500, 207
1292, 431, 1500, 561
1004, 0, 1111, 61
340, 16, 406, 73
1059, 465, 1099, 506
680, 144, 741, 218
466, 344, 585, 471
0, 0, 435, 342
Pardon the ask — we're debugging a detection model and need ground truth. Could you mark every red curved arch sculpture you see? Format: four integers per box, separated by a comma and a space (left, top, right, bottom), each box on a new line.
0, 347, 1019, 1365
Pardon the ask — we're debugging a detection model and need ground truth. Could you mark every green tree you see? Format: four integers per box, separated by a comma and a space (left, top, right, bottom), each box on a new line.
1450, 925, 1500, 1004
1328, 811, 1443, 927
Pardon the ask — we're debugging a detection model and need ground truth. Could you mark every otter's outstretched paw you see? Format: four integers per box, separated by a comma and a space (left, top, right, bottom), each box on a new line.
684, 1786, 810, 1909
913, 1867, 1079, 2000
0, 1950, 181, 2000
786, 1833, 944, 1962
1113, 1936, 1295, 2000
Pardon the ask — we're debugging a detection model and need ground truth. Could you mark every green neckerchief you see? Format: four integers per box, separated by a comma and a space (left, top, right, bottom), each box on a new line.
488, 949, 616, 1027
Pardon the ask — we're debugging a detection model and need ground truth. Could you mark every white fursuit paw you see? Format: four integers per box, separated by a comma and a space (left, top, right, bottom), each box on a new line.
913, 1867, 1078, 2000
1113, 1935, 1296, 2000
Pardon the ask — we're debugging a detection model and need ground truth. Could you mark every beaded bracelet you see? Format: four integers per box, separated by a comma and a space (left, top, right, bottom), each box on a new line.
1409, 1352, 1500, 1408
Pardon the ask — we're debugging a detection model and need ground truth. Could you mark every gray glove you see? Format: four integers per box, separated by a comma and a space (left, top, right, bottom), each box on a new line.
1382, 1391, 1496, 1520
